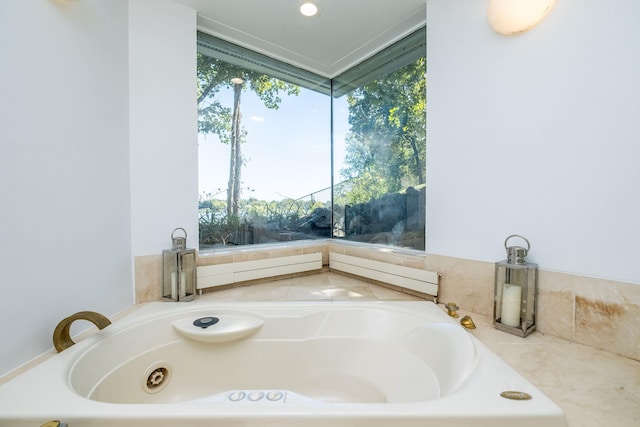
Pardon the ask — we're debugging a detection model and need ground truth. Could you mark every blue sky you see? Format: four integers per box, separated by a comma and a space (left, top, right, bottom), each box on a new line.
198, 86, 349, 202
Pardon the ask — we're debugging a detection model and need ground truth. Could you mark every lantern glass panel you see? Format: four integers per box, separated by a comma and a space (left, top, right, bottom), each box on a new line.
179, 250, 196, 299
494, 260, 537, 337
523, 267, 537, 330
163, 248, 196, 302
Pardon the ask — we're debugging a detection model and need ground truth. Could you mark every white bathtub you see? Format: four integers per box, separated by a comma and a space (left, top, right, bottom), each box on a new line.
0, 301, 567, 427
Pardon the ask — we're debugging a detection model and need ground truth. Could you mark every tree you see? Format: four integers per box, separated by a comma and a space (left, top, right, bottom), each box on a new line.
197, 54, 300, 216
340, 57, 426, 203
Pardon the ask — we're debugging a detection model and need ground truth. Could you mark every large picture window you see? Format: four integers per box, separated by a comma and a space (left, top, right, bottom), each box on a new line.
197, 28, 426, 250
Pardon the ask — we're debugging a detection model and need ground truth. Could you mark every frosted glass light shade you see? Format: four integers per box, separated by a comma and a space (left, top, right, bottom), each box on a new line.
487, 0, 557, 35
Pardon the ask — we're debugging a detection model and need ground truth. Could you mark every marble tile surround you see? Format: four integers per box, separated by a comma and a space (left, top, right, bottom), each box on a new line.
427, 253, 640, 361
134, 241, 640, 361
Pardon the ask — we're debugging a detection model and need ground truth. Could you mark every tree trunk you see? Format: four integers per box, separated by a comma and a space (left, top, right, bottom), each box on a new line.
227, 83, 243, 217
408, 135, 424, 184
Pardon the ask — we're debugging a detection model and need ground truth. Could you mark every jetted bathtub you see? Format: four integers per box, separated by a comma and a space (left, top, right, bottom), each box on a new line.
0, 301, 567, 427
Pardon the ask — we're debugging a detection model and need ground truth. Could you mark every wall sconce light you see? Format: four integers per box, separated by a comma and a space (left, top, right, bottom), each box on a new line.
163, 228, 196, 302
494, 235, 538, 337
487, 0, 557, 36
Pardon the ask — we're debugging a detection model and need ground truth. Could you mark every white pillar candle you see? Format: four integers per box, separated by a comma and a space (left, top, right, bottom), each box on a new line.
501, 283, 522, 327
179, 271, 186, 299
170, 272, 177, 300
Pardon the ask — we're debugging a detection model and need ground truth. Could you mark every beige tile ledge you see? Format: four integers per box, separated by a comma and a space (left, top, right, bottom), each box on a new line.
135, 254, 162, 303
426, 254, 495, 316
426, 254, 640, 361
451, 308, 640, 427
538, 270, 640, 361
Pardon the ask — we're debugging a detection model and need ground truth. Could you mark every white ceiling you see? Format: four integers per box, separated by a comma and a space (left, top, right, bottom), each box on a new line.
173, 0, 427, 78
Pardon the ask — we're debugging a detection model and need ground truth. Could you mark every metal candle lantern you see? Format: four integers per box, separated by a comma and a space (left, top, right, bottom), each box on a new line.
163, 228, 196, 302
494, 235, 538, 337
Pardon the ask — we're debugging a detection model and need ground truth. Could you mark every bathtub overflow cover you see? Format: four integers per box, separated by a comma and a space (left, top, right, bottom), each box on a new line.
500, 391, 532, 400
193, 316, 220, 328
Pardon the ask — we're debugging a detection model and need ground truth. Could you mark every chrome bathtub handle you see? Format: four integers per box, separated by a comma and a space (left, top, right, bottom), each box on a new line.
52, 311, 111, 352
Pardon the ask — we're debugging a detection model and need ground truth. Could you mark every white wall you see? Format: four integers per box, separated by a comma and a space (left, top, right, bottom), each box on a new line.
0, 0, 197, 378
0, 0, 132, 376
129, 0, 198, 257
426, 0, 640, 284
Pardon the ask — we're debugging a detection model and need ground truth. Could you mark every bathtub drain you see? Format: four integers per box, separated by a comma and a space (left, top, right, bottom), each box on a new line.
144, 364, 171, 393
147, 367, 167, 387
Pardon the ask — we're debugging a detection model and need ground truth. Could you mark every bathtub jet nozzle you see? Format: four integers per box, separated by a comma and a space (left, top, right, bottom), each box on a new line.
193, 316, 220, 329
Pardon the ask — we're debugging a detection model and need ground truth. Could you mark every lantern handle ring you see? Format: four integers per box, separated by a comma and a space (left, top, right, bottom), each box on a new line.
171, 227, 187, 240
504, 234, 530, 250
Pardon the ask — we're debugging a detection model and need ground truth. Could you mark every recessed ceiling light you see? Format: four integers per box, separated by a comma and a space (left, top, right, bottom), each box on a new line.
299, 2, 319, 17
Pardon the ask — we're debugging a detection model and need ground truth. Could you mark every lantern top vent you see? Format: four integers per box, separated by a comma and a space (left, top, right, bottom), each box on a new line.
171, 227, 187, 251
505, 234, 530, 264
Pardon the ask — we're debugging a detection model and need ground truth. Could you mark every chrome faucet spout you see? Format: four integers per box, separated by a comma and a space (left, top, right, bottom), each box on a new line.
53, 311, 111, 352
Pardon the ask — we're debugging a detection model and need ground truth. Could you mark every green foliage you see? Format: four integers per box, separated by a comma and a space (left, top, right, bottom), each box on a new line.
197, 54, 300, 145
198, 194, 330, 247
198, 192, 242, 246
336, 169, 389, 206
199, 212, 246, 247
340, 57, 426, 202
